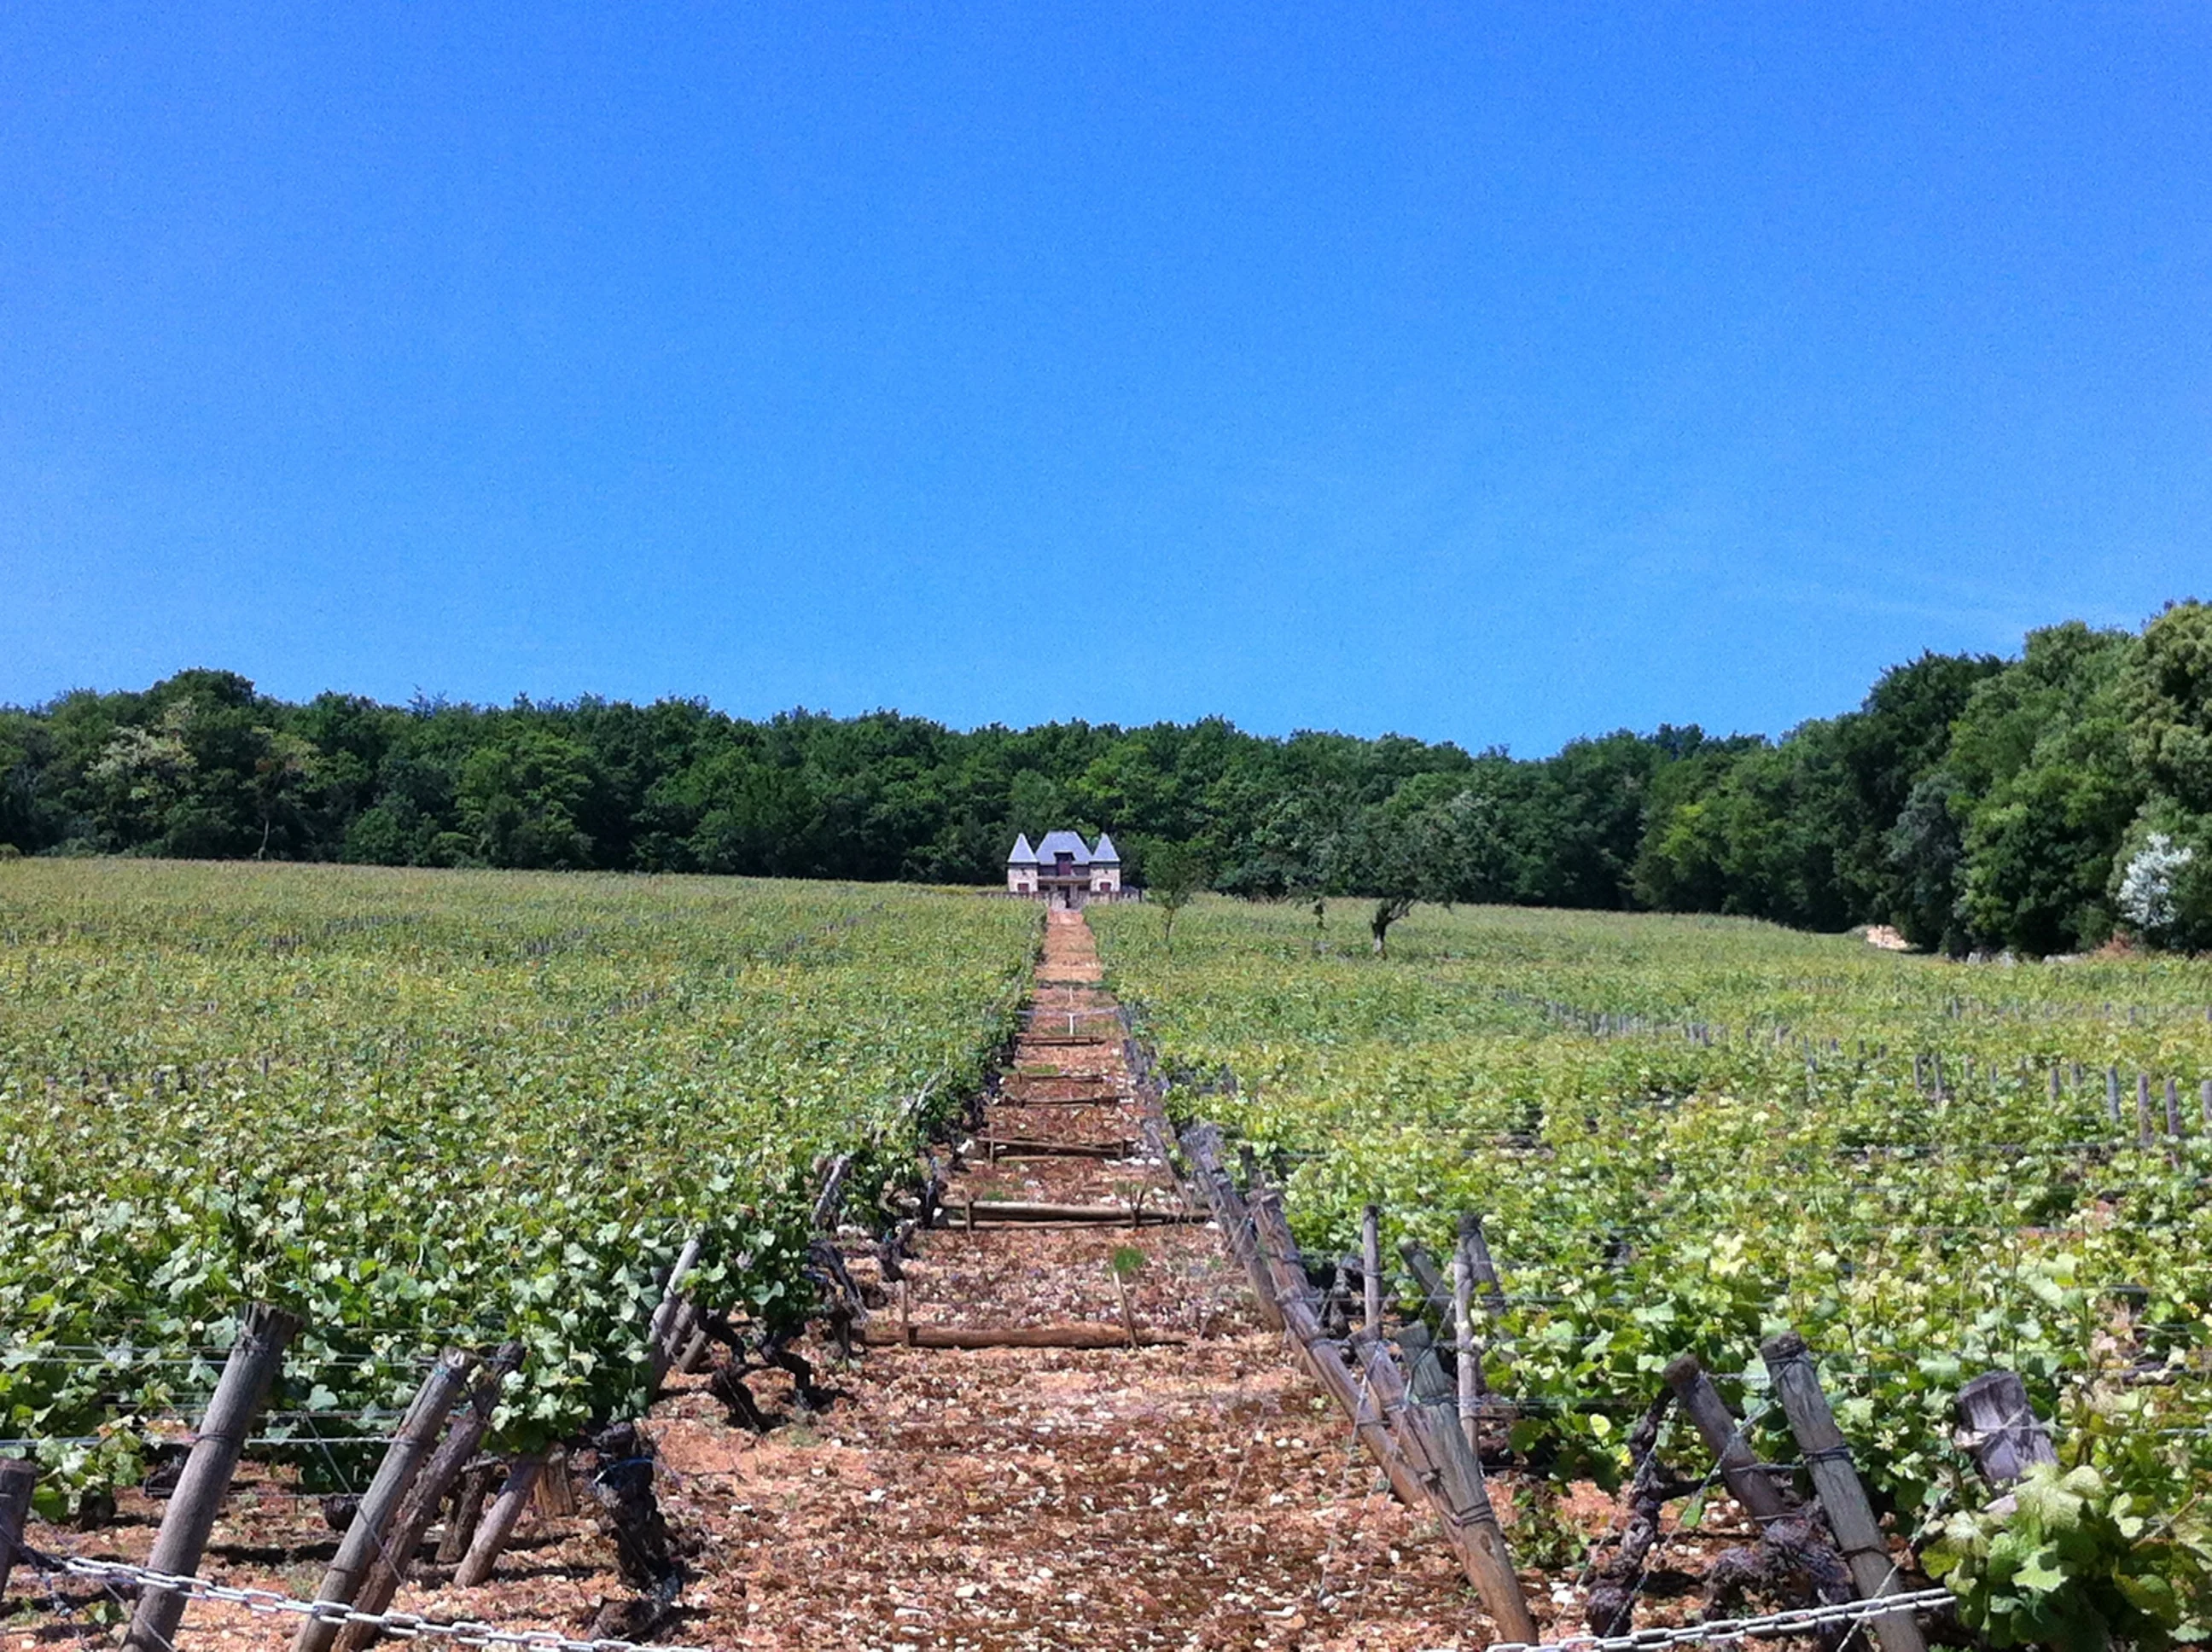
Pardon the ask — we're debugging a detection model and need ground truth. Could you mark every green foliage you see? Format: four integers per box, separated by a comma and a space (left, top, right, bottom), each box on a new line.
1926, 1464, 2212, 1651
1093, 897, 2212, 1614
0, 861, 1036, 1488
1144, 840, 1209, 948
8, 604, 2212, 955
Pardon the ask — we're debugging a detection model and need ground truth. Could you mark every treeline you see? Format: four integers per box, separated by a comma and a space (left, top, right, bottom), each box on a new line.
3, 602, 2208, 954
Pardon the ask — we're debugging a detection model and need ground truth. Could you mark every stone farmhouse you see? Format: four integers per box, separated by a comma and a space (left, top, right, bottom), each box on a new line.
1005, 831, 1132, 907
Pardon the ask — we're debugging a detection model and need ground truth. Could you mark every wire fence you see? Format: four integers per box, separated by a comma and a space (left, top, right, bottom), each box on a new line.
1472, 1585, 1958, 1652
28, 1552, 704, 1652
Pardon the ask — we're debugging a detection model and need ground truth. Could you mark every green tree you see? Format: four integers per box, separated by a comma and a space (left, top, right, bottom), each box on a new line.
457, 727, 600, 869
1947, 624, 2140, 954
1144, 840, 1209, 950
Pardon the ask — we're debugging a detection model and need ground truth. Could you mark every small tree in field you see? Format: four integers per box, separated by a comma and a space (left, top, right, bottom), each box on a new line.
1145, 841, 1208, 950
1348, 802, 1451, 957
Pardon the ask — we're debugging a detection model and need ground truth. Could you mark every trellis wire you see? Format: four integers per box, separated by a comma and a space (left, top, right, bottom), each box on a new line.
1471, 1585, 1957, 1652
33, 1553, 705, 1652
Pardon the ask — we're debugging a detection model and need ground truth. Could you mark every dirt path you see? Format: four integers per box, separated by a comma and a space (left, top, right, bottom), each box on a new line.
638, 908, 1500, 1649
16, 910, 1507, 1650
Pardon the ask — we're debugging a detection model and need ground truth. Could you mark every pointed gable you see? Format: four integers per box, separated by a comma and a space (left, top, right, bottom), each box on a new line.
1089, 832, 1121, 864
1035, 829, 1091, 864
1007, 834, 1039, 865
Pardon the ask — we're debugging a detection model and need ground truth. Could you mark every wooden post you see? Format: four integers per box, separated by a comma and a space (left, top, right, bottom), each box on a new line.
435, 1459, 502, 1563
1461, 1213, 1506, 1309
295, 1349, 476, 1652
1248, 1185, 1315, 1314
2165, 1078, 2183, 1137
1662, 1354, 1793, 1527
2138, 1073, 2155, 1147
1180, 1124, 1283, 1330
1360, 1204, 1383, 1335
1954, 1371, 2057, 1488
2047, 1068, 2061, 1104
646, 1236, 703, 1391
124, 1303, 301, 1652
1451, 1232, 1478, 1450
453, 1451, 548, 1588
2202, 1079, 2212, 1132
1761, 1334, 1927, 1652
0, 1458, 37, 1602
334, 1342, 525, 1652
1276, 1292, 1426, 1512
1348, 1331, 1537, 1641
2107, 1066, 2122, 1125
1398, 1240, 1453, 1326
534, 1447, 576, 1517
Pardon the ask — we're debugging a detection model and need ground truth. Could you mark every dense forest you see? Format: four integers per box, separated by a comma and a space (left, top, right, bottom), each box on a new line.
3, 602, 2209, 955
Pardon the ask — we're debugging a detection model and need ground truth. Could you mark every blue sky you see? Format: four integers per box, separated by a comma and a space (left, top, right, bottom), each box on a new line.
3, 4, 2207, 754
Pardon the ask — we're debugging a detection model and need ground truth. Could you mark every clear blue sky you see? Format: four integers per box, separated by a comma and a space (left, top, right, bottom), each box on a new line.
3, 5, 2207, 754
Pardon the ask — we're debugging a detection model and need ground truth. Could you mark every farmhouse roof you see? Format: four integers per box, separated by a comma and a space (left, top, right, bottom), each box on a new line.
1007, 834, 1038, 865
1089, 832, 1121, 864
1035, 829, 1091, 864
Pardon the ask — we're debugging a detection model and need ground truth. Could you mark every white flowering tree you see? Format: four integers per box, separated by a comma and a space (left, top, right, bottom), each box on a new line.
2116, 832, 2194, 942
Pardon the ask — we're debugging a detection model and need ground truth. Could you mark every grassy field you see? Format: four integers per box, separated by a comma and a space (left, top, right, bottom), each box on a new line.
1091, 897, 2212, 1561
0, 858, 1037, 1497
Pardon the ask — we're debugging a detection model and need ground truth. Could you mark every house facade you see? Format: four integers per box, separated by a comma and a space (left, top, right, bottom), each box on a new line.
1005, 831, 1129, 907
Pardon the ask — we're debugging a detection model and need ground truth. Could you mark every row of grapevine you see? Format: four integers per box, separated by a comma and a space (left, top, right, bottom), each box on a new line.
1093, 896, 2212, 1645
0, 859, 1039, 1514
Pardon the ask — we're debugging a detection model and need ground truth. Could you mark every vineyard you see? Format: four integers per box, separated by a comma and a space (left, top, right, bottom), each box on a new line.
8, 864, 2212, 1649
1091, 897, 2212, 1646
0, 861, 1033, 1517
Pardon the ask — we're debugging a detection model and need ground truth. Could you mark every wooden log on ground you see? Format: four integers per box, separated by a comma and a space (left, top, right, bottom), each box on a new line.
125, 1303, 302, 1652
1662, 1353, 1796, 1527
0, 1458, 36, 1602
453, 1451, 549, 1588
1761, 1333, 1928, 1652
1954, 1370, 2057, 1488
335, 1342, 525, 1652
861, 1322, 1185, 1349
978, 1138, 1138, 1159
295, 1350, 477, 1652
938, 1199, 1208, 1226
